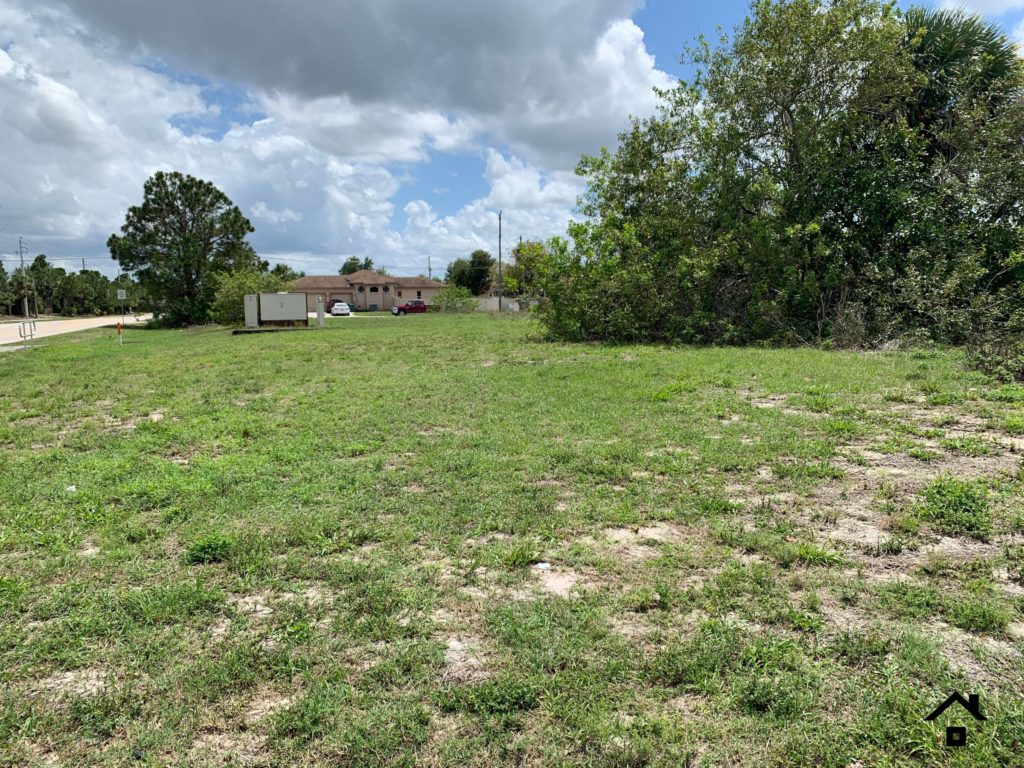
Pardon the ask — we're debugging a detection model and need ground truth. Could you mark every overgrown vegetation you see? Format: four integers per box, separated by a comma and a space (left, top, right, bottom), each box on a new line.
431, 284, 478, 313
537, 1, 1024, 358
209, 270, 292, 326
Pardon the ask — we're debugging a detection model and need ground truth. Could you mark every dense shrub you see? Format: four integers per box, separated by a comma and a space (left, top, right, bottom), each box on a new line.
538, 1, 1024, 351
431, 285, 478, 313
210, 270, 291, 326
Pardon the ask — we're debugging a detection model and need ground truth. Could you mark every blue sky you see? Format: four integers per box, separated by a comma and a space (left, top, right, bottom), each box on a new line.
0, 0, 1021, 278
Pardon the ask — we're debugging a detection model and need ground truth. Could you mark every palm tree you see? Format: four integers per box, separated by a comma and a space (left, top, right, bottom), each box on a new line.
903, 7, 1022, 156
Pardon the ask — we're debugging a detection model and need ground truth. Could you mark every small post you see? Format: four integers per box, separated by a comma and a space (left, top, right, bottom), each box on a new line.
117, 286, 127, 339
316, 296, 325, 328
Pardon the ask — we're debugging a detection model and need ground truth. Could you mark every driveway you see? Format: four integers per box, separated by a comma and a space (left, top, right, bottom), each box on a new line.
0, 314, 152, 346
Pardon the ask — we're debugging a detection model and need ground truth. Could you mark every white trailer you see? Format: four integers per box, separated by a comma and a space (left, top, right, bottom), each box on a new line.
239, 292, 308, 327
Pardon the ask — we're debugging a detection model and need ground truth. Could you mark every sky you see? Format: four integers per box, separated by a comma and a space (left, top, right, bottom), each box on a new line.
0, 1, 1021, 278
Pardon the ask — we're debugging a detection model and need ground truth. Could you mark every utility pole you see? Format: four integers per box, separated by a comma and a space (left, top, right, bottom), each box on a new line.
497, 210, 502, 312
428, 256, 432, 281
18, 237, 28, 318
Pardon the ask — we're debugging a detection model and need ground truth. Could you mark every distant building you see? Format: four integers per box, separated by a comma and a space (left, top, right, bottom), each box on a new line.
292, 270, 445, 312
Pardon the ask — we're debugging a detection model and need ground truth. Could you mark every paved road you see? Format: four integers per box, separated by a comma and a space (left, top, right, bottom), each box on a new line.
0, 314, 151, 346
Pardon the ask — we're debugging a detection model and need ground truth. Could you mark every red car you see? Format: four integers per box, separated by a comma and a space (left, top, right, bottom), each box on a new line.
392, 300, 427, 315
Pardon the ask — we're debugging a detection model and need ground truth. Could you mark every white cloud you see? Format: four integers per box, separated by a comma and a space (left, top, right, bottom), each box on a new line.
941, 1, 1024, 13
250, 202, 302, 226
0, 0, 668, 277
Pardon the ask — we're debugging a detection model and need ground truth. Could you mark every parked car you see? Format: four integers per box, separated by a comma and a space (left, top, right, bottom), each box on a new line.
330, 302, 351, 316
392, 300, 427, 315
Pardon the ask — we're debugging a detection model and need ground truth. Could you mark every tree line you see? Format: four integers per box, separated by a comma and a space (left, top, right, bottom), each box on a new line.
0, 256, 144, 317
533, 0, 1024, 371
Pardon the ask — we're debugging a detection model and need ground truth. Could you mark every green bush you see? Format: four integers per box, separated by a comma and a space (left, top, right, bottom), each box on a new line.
431, 285, 477, 313
916, 477, 993, 541
209, 270, 291, 326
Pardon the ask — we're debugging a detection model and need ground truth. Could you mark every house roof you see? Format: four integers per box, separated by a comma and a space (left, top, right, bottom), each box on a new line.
395, 276, 444, 288
293, 271, 445, 291
292, 275, 351, 290
339, 269, 392, 286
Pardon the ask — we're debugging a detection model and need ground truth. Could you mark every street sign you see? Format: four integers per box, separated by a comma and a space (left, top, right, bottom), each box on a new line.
116, 289, 127, 301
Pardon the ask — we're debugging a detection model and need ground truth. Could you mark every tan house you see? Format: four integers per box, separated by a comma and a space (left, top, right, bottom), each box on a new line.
292, 270, 445, 312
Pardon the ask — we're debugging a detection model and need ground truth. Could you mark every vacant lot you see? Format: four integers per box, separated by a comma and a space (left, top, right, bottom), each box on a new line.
1, 315, 1023, 767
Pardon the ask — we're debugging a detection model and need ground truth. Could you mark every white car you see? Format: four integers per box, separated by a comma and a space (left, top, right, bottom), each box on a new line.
330, 302, 351, 316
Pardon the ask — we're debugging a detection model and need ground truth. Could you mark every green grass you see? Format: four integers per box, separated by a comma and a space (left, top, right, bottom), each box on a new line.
917, 476, 994, 541
1, 315, 1023, 766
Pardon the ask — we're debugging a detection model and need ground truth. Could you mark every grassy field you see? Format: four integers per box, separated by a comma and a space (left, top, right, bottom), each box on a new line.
1, 314, 1023, 767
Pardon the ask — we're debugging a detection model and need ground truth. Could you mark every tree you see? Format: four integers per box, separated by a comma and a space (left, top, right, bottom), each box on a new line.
28, 255, 65, 314
539, 0, 1024, 347
446, 250, 495, 295
108, 171, 258, 326
210, 269, 291, 325
269, 263, 305, 282
340, 257, 374, 275
56, 270, 115, 316
0, 263, 14, 316
503, 240, 547, 296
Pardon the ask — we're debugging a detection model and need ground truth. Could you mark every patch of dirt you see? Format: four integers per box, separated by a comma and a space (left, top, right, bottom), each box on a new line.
666, 693, 708, 718
243, 689, 294, 725
464, 532, 511, 546
404, 483, 426, 493
104, 416, 136, 433
77, 541, 100, 558
927, 620, 1024, 691
749, 395, 787, 409
148, 411, 164, 422
442, 636, 491, 683
190, 731, 266, 766
993, 569, 1024, 598
780, 410, 1024, 585
165, 448, 195, 465
589, 523, 692, 564
230, 591, 274, 620
608, 613, 666, 644
643, 445, 692, 458
209, 617, 231, 640
532, 564, 588, 597
817, 593, 873, 638
725, 483, 798, 507
35, 668, 107, 698
825, 513, 889, 551
300, 584, 333, 606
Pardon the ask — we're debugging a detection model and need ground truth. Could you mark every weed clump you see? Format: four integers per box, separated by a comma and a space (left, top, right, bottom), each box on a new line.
183, 533, 234, 564
916, 477, 992, 541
